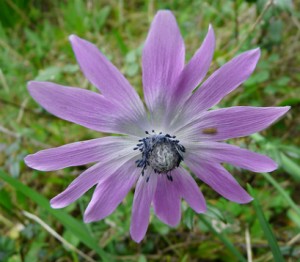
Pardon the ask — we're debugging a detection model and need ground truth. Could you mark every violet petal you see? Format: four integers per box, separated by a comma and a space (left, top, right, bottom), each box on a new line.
172, 168, 206, 213
142, 10, 185, 114
25, 136, 137, 171
170, 25, 215, 109
69, 35, 146, 118
153, 173, 181, 227
84, 162, 139, 223
130, 171, 157, 243
173, 48, 261, 129
178, 106, 290, 141
50, 154, 137, 209
27, 81, 146, 136
186, 142, 277, 172
186, 157, 253, 204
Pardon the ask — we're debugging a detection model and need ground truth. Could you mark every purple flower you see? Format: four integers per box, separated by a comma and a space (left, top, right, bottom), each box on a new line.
25, 10, 289, 243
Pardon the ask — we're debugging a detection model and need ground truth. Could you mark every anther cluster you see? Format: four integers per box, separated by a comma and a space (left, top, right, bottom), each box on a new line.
134, 131, 185, 181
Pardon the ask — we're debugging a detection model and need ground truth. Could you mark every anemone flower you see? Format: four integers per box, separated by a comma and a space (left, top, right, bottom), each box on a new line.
25, 10, 289, 243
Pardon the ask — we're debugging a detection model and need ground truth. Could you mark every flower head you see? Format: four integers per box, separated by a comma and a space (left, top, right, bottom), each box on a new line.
25, 10, 289, 243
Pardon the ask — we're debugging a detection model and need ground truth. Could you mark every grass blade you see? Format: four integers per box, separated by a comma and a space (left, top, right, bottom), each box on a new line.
247, 184, 284, 262
199, 216, 247, 262
22, 210, 96, 262
279, 153, 300, 181
0, 169, 110, 261
261, 172, 300, 218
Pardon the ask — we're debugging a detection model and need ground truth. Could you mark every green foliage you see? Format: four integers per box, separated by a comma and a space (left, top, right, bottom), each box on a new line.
0, 0, 299, 261
247, 185, 284, 262
0, 170, 109, 261
199, 216, 247, 262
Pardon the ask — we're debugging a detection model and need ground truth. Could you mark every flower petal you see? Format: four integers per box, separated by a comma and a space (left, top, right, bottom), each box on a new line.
186, 157, 253, 204
69, 35, 146, 119
84, 161, 139, 223
153, 173, 181, 227
172, 168, 206, 213
130, 171, 157, 243
178, 106, 290, 141
25, 136, 136, 171
187, 142, 277, 172
169, 25, 215, 108
50, 153, 138, 209
142, 10, 185, 114
28, 81, 146, 136
174, 48, 261, 129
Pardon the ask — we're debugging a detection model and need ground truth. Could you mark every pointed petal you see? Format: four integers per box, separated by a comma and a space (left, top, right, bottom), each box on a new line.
69, 35, 146, 118
188, 142, 278, 172
25, 136, 136, 171
170, 25, 215, 107
178, 106, 290, 141
142, 10, 185, 113
50, 153, 138, 209
27, 81, 146, 136
130, 171, 157, 243
27, 81, 115, 132
153, 174, 181, 227
172, 168, 206, 213
177, 49, 261, 127
186, 157, 253, 204
84, 162, 139, 222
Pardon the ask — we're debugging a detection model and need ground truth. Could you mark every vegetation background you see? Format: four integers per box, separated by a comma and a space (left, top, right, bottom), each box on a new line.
0, 0, 299, 261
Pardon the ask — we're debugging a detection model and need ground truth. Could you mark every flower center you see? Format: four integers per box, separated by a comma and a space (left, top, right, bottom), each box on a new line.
134, 131, 185, 180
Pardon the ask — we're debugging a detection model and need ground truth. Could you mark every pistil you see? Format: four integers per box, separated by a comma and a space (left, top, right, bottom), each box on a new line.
134, 131, 185, 180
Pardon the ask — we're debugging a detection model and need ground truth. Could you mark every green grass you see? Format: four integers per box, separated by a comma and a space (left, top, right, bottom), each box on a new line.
0, 0, 300, 261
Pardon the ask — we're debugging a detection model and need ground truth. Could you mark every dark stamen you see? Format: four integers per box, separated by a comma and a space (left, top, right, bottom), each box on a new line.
167, 175, 173, 182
